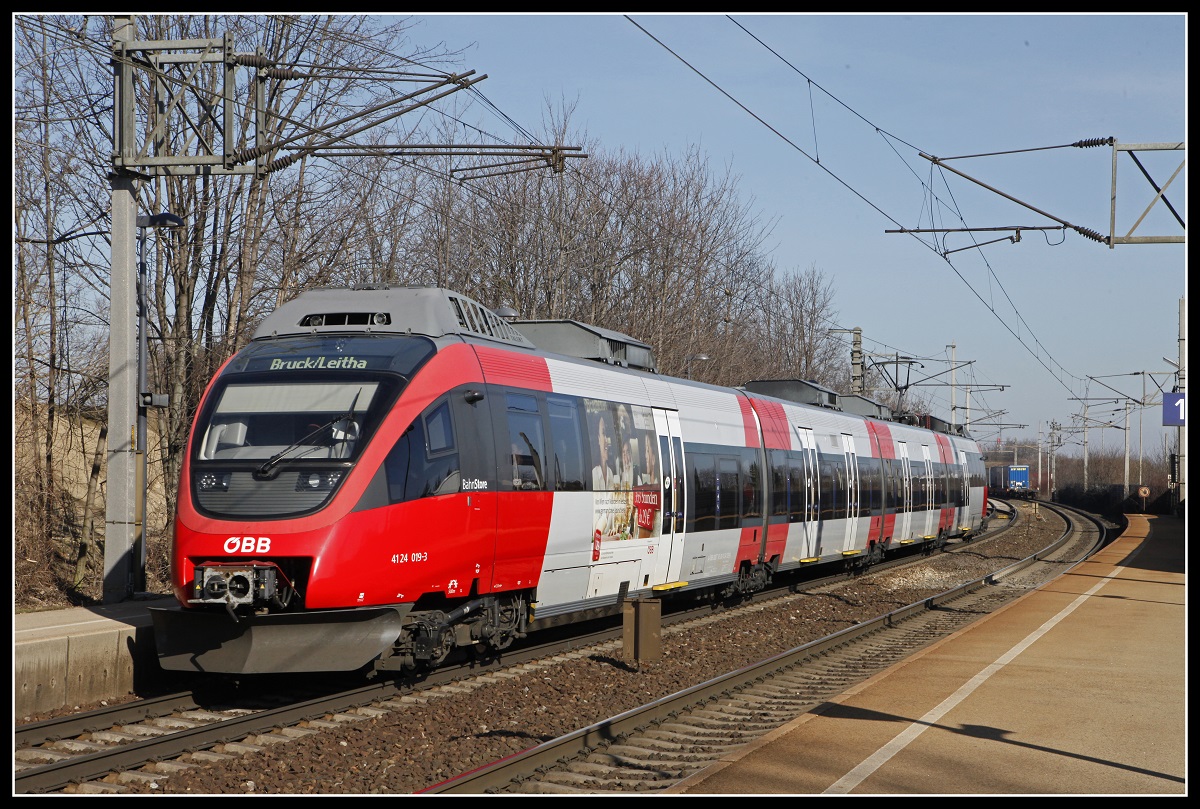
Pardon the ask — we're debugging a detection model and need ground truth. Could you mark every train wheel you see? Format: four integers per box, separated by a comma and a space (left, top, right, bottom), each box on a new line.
868, 542, 884, 565
485, 593, 525, 651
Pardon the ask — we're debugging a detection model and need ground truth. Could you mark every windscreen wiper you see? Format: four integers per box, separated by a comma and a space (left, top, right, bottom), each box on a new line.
252, 419, 337, 478
254, 388, 363, 478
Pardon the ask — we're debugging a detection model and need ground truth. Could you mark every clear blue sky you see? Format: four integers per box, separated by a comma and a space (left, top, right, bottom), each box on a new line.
410, 13, 1186, 458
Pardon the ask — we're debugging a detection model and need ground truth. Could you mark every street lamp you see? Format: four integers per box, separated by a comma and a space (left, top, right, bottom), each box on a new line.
685, 353, 711, 381
133, 212, 183, 594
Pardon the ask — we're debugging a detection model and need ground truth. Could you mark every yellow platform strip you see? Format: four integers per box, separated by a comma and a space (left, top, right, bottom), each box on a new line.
841, 550, 862, 557
898, 539, 915, 545
800, 557, 820, 564
652, 581, 689, 592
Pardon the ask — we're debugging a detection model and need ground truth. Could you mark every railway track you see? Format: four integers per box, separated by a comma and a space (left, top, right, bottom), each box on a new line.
424, 501, 1107, 794
13, 499, 1075, 795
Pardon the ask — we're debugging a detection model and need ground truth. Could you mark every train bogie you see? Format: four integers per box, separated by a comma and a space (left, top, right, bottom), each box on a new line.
152, 286, 986, 676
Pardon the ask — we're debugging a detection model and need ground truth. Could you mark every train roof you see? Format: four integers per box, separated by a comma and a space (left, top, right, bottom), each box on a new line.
251, 286, 535, 349
742, 378, 973, 439
253, 285, 658, 373
744, 379, 839, 409
510, 319, 657, 373
253, 286, 973, 440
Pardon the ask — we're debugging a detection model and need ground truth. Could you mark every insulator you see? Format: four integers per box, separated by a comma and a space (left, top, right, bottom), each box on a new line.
1071, 137, 1114, 148
233, 54, 274, 68
263, 153, 301, 174
262, 67, 302, 80
1072, 225, 1106, 243
231, 145, 271, 163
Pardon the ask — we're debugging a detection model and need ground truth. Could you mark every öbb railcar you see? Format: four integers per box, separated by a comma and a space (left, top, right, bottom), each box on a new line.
151, 287, 987, 675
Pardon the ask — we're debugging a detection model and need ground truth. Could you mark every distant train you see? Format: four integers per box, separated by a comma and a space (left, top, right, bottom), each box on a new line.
151, 286, 988, 676
989, 464, 1033, 499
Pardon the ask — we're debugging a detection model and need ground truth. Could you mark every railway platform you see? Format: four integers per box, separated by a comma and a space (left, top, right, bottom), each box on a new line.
13, 514, 1186, 795
13, 594, 173, 719
668, 513, 1186, 795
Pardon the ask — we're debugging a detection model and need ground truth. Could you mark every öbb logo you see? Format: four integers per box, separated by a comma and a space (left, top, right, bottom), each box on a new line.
224, 536, 272, 553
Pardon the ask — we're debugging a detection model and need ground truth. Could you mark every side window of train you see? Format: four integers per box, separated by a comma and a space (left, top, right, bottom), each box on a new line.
547, 395, 586, 491
738, 450, 761, 525
789, 458, 806, 522
819, 456, 843, 520
505, 392, 547, 491
717, 457, 740, 530
769, 450, 788, 519
686, 451, 716, 533
970, 460, 985, 489
384, 397, 460, 503
861, 455, 882, 514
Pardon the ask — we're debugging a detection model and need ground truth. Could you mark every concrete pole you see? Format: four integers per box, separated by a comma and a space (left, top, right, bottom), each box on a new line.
1177, 298, 1186, 512
134, 228, 149, 594
104, 15, 139, 603
1123, 400, 1130, 499
1139, 372, 1145, 486
947, 343, 956, 428
849, 328, 863, 395
1037, 434, 1043, 498
1083, 404, 1089, 492
1049, 422, 1058, 501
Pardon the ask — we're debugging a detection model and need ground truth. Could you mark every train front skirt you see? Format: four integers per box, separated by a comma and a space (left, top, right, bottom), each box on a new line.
149, 604, 409, 674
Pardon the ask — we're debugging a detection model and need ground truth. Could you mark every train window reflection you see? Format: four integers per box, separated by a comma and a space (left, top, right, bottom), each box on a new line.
199, 382, 379, 461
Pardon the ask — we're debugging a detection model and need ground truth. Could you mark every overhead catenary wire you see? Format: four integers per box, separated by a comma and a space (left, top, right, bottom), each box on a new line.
627, 14, 1090, 409
17, 14, 1087, 432
13, 14, 993, 424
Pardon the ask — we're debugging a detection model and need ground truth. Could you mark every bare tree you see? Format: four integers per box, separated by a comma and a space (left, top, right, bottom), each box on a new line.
753, 264, 843, 384
13, 14, 464, 601
22, 14, 1032, 610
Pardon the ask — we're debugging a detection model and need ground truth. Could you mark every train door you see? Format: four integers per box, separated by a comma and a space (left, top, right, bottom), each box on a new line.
794, 425, 819, 559
651, 408, 686, 585
897, 441, 913, 541
920, 444, 936, 538
957, 449, 970, 532
493, 390, 554, 590
841, 433, 861, 552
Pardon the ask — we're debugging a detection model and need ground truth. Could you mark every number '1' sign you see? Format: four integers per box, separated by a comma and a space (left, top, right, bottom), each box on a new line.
1163, 393, 1185, 427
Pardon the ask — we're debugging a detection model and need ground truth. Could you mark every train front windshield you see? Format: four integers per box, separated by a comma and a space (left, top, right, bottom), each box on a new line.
197, 381, 380, 463
190, 380, 394, 519
189, 335, 433, 519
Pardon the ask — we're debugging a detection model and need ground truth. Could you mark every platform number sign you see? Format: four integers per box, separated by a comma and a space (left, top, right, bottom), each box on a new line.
1163, 393, 1185, 427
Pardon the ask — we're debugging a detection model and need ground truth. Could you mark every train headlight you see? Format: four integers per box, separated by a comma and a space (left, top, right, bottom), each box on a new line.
295, 471, 343, 491
198, 473, 229, 492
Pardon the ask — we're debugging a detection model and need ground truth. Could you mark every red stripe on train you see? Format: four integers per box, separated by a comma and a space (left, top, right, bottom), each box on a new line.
474, 344, 552, 390
866, 420, 895, 459
737, 396, 763, 449
747, 396, 791, 450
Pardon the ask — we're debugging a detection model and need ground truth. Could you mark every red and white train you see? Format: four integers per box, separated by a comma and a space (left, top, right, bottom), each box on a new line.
152, 286, 987, 675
